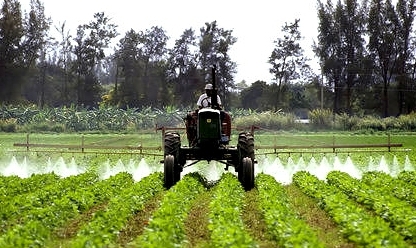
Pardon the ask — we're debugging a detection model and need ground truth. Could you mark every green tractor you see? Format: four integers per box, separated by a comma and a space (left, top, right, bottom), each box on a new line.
162, 67, 255, 190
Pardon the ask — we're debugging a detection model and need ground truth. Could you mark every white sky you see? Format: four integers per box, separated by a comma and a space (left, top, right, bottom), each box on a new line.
21, 0, 320, 84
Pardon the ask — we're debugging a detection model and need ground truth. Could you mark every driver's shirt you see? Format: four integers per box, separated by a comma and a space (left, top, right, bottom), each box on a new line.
197, 93, 222, 108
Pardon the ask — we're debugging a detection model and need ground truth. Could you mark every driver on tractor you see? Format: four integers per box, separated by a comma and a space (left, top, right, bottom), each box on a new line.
185, 83, 231, 147
197, 83, 222, 109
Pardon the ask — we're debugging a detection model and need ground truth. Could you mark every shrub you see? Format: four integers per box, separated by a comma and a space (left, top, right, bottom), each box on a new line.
0, 118, 17, 132
334, 113, 360, 131
397, 112, 416, 131
383, 116, 402, 131
233, 111, 298, 130
354, 116, 385, 131
309, 109, 333, 129
22, 122, 65, 133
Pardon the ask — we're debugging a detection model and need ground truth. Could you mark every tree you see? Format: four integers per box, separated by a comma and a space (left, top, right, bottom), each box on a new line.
168, 28, 201, 107
116, 29, 143, 106
72, 12, 118, 107
23, 0, 52, 108
22, 0, 51, 68
368, 0, 400, 117
55, 21, 73, 105
240, 80, 268, 110
395, 0, 416, 114
0, 0, 25, 103
315, 1, 343, 114
114, 26, 169, 108
314, 0, 367, 115
138, 26, 169, 107
199, 21, 237, 108
269, 19, 311, 111
336, 0, 366, 115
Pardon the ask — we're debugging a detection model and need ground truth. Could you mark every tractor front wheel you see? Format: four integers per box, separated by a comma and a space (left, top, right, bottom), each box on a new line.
164, 132, 181, 188
241, 157, 254, 190
237, 132, 255, 190
164, 155, 175, 188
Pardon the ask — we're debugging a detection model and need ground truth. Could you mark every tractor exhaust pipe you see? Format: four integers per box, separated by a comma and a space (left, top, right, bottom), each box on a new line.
211, 65, 219, 109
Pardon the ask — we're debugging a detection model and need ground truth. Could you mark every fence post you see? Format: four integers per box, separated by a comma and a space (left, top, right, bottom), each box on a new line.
82, 135, 85, 153
26, 133, 30, 152
388, 133, 391, 152
161, 127, 165, 153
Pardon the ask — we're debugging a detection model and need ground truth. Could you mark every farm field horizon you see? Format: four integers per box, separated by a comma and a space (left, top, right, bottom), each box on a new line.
0, 131, 415, 247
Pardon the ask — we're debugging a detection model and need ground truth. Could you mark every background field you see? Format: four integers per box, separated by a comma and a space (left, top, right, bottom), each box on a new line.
1, 131, 415, 169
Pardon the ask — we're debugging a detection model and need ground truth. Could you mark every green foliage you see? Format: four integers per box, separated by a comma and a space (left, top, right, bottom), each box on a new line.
0, 105, 162, 132
293, 171, 408, 247
398, 171, 416, 186
361, 171, 416, 206
334, 113, 358, 130
327, 171, 416, 242
256, 173, 324, 247
354, 115, 385, 131
71, 172, 164, 247
208, 173, 256, 248
233, 110, 299, 130
3, 105, 416, 133
309, 109, 333, 129
0, 172, 133, 247
134, 173, 205, 247
0, 119, 17, 132
22, 122, 65, 133
1, 161, 416, 246
397, 112, 416, 131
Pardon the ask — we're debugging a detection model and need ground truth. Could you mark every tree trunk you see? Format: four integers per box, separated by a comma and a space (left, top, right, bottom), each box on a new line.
383, 80, 389, 117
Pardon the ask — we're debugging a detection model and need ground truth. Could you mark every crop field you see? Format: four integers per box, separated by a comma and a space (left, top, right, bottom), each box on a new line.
0, 132, 416, 247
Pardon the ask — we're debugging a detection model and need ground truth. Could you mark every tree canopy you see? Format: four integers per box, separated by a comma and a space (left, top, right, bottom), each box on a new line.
2, 0, 416, 117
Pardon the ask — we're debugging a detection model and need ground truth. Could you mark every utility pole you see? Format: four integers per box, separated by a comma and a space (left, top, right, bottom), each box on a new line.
321, 73, 324, 109
320, 64, 324, 109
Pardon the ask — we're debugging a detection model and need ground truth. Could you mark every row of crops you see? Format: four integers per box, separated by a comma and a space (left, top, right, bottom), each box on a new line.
1, 169, 416, 247
0, 105, 189, 132
4, 105, 416, 132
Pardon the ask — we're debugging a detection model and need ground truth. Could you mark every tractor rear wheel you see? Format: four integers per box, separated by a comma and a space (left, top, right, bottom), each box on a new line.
164, 132, 181, 188
237, 132, 255, 190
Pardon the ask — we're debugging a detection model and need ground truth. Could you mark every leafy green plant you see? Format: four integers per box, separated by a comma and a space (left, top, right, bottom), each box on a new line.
208, 173, 256, 248
293, 171, 407, 247
354, 116, 385, 131
71, 172, 164, 247
397, 112, 416, 131
256, 173, 324, 247
133, 173, 205, 247
361, 171, 416, 206
0, 172, 133, 247
398, 171, 416, 186
327, 171, 416, 242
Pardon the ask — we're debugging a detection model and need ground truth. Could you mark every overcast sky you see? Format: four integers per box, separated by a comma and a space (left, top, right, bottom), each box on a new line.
21, 0, 320, 84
